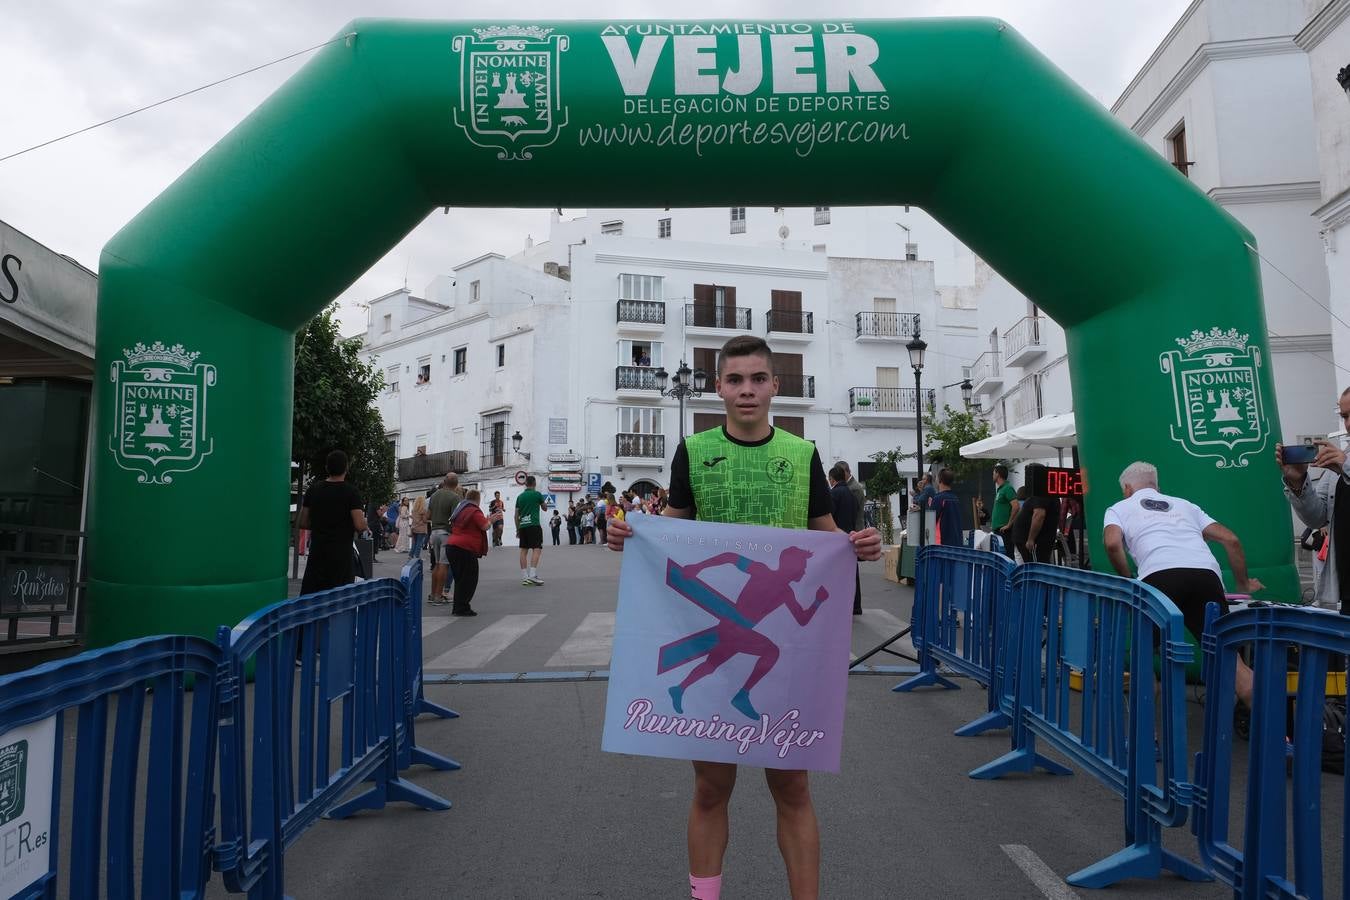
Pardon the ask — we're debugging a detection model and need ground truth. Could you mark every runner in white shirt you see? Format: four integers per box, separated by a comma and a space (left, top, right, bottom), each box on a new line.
1102, 461, 1260, 705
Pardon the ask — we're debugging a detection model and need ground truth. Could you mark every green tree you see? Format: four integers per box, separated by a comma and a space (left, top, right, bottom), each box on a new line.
921, 405, 992, 482
865, 449, 907, 545
290, 304, 394, 574
869, 407, 993, 544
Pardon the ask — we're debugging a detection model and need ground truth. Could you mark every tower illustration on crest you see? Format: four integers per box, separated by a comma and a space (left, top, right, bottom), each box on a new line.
495, 73, 527, 109
141, 406, 173, 438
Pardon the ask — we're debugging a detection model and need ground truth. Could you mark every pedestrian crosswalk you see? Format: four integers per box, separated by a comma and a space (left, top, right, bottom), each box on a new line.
424, 614, 546, 670
545, 612, 615, 668
421, 607, 916, 673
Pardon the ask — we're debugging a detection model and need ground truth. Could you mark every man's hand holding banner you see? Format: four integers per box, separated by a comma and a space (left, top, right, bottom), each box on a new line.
602, 515, 855, 772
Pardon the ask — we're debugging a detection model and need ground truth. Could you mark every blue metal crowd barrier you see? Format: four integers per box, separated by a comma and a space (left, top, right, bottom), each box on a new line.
397, 559, 460, 771
970, 564, 1209, 889
894, 545, 1016, 736
0, 635, 223, 899
214, 579, 450, 898
1193, 603, 1349, 900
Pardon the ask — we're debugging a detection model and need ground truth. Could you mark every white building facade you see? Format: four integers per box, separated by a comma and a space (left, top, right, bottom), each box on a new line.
360, 253, 571, 543
361, 212, 978, 542
960, 0, 1339, 483
1112, 0, 1335, 449
1297, 0, 1350, 401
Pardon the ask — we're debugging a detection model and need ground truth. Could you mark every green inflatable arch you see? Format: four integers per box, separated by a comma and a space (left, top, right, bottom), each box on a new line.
87, 18, 1293, 646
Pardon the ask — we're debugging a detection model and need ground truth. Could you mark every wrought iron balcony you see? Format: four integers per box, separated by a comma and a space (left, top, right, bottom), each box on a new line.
855, 311, 920, 340
616, 433, 665, 458
776, 374, 815, 399
616, 299, 666, 326
397, 449, 468, 482
1003, 315, 1046, 367
970, 350, 1003, 395
615, 365, 660, 391
765, 310, 814, 335
847, 387, 934, 414
685, 304, 751, 330
1005, 374, 1043, 428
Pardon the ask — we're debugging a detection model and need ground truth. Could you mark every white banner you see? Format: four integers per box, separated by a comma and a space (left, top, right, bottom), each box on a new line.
0, 716, 55, 899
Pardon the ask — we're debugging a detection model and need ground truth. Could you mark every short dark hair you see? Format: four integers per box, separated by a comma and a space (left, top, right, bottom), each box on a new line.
828, 463, 847, 483
936, 467, 955, 488
717, 335, 774, 376
325, 450, 348, 476
525, 475, 536, 488
993, 464, 1008, 481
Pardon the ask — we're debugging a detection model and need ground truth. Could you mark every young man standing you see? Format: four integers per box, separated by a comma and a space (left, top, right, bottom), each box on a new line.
928, 468, 964, 546
606, 335, 881, 900
515, 476, 548, 585
298, 450, 368, 595
990, 464, 1017, 559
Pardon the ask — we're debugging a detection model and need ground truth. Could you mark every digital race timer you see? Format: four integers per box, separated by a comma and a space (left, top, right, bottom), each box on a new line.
1028, 465, 1084, 498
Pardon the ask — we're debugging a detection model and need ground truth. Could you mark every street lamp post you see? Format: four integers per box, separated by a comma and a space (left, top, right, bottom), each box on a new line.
907, 334, 928, 547
510, 429, 531, 461
654, 360, 708, 441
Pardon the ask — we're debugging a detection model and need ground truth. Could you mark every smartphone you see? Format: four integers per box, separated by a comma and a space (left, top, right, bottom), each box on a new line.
1282, 441, 1318, 464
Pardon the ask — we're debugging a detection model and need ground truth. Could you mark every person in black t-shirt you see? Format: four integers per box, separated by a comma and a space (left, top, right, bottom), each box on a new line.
298, 450, 368, 595
1010, 465, 1061, 564
829, 463, 864, 616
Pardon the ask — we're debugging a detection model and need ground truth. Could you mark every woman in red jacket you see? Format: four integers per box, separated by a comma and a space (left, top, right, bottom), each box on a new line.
447, 489, 499, 617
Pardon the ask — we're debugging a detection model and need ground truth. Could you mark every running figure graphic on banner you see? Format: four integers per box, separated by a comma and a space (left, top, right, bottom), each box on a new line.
660, 546, 827, 721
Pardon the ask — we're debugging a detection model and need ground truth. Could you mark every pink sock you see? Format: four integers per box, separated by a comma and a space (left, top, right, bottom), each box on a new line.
689, 873, 722, 900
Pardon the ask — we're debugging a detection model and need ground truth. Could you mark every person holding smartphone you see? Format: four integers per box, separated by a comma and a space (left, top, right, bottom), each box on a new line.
1278, 389, 1350, 614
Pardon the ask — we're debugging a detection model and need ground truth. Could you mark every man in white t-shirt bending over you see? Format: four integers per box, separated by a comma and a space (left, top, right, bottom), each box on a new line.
1102, 460, 1260, 705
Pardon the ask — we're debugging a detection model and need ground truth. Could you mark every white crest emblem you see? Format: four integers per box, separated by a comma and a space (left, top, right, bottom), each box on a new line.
1159, 327, 1268, 469
109, 342, 216, 484
452, 25, 570, 161
0, 738, 26, 826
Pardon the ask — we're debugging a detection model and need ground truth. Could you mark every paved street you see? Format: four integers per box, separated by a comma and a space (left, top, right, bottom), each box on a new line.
259, 541, 1344, 900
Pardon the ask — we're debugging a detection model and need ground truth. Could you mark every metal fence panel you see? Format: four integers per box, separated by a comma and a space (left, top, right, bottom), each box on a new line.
1193, 603, 1349, 900
894, 546, 1016, 736
0, 634, 222, 899
397, 559, 459, 772
969, 564, 1207, 889
215, 580, 449, 898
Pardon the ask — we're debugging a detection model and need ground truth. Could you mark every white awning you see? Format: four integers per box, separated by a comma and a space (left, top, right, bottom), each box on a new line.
960, 412, 1077, 460
0, 219, 97, 377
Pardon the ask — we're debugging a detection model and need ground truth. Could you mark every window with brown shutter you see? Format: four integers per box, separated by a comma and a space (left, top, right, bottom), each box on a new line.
770, 290, 803, 333
693, 283, 715, 327
693, 413, 725, 434
774, 416, 804, 437
693, 348, 718, 381
774, 352, 805, 397
1167, 122, 1191, 177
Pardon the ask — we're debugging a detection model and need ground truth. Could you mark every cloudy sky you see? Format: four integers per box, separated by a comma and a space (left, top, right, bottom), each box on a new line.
3, 0, 1191, 332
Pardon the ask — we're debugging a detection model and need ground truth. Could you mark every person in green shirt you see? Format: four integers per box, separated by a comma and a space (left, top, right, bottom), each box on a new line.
606, 335, 882, 900
990, 463, 1018, 560
514, 476, 548, 585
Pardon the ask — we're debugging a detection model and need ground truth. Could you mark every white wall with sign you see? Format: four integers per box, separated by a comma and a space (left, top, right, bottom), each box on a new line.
0, 716, 55, 898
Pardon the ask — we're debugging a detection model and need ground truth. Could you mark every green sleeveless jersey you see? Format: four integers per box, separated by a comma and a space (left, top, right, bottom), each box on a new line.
683, 427, 818, 529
